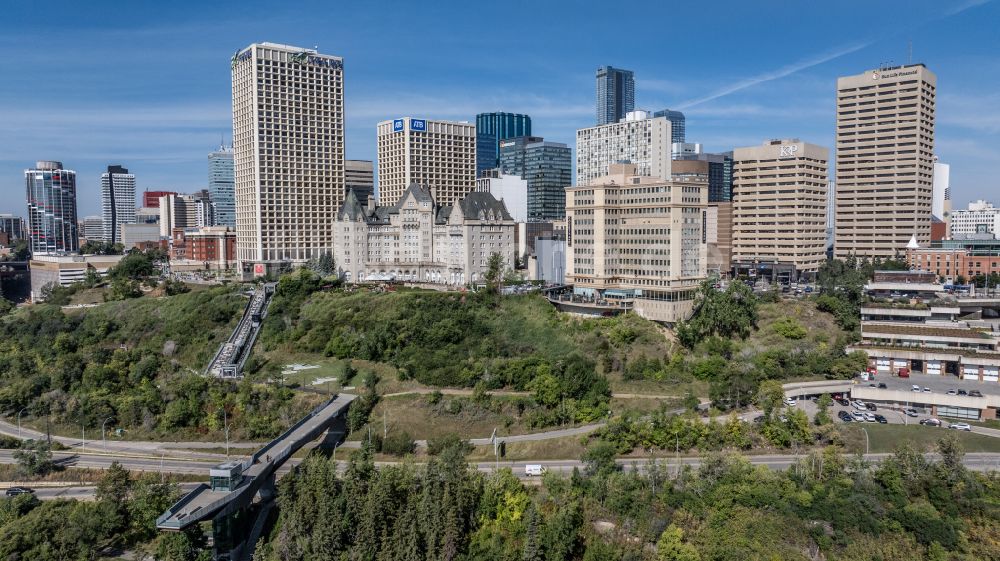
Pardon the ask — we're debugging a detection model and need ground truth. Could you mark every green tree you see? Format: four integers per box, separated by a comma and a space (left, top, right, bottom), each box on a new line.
485, 252, 506, 293
582, 441, 618, 476
656, 524, 700, 561
676, 281, 758, 347
12, 440, 55, 476
755, 380, 786, 420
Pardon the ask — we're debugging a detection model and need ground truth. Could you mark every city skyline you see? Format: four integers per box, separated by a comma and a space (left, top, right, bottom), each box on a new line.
1, 0, 998, 218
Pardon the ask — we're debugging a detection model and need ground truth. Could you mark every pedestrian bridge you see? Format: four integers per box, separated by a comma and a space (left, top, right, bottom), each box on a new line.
157, 393, 356, 560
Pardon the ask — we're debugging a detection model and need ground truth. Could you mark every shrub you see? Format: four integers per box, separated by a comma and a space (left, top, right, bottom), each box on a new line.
427, 433, 472, 456
772, 318, 807, 339
380, 431, 416, 456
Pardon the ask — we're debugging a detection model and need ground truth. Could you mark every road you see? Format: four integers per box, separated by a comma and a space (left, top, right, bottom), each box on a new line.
10, 451, 1000, 502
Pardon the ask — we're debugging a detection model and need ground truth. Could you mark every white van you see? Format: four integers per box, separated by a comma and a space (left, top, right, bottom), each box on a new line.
524, 464, 545, 477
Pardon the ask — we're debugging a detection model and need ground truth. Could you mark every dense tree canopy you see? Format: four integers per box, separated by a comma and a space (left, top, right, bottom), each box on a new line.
676, 282, 759, 347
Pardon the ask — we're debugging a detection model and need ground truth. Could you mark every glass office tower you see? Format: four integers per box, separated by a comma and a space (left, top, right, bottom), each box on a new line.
653, 109, 686, 143
25, 160, 78, 254
499, 136, 571, 221
208, 145, 236, 227
475, 112, 531, 177
596, 65, 634, 125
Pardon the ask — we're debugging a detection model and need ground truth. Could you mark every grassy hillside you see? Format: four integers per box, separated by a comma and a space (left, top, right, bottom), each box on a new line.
0, 286, 317, 440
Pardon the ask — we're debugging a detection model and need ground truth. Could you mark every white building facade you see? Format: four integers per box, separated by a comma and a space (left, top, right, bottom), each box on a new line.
100, 165, 136, 245
376, 117, 476, 207
576, 111, 672, 186
951, 200, 1000, 239
335, 183, 516, 286
231, 42, 346, 273
475, 172, 528, 223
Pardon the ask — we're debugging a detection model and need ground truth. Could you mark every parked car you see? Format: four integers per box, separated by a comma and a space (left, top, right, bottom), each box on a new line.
865, 403, 877, 411
852, 411, 865, 421
804, 286, 814, 293
838, 398, 851, 407
4, 487, 33, 497
949, 423, 972, 432
874, 414, 888, 424
898, 368, 910, 378
922, 387, 931, 393
863, 412, 876, 422
969, 390, 984, 397
957, 389, 968, 396
919, 418, 942, 427
878, 383, 888, 389
947, 389, 957, 395
911, 385, 921, 392
904, 408, 919, 417
785, 398, 796, 407
838, 411, 852, 421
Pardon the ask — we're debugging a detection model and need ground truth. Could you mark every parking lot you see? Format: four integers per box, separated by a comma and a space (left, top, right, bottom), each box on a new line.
865, 372, 999, 397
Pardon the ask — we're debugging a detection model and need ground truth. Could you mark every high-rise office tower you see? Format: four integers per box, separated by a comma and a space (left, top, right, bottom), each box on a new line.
654, 109, 686, 143
345, 160, 375, 202
25, 161, 78, 254
0, 215, 26, 244
576, 110, 671, 185
376, 117, 476, 206
81, 216, 103, 241
499, 136, 572, 221
231, 42, 345, 271
475, 112, 531, 177
100, 165, 136, 245
835, 64, 936, 258
731, 139, 829, 279
676, 152, 734, 202
208, 145, 235, 227
596, 66, 634, 125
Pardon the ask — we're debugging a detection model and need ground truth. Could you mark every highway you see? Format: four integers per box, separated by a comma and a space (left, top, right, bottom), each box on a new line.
8, 451, 1000, 502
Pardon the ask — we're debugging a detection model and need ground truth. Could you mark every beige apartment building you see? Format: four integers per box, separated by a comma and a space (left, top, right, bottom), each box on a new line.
565, 163, 707, 324
835, 64, 936, 259
231, 42, 346, 274
376, 117, 476, 207
575, 111, 672, 186
731, 139, 829, 279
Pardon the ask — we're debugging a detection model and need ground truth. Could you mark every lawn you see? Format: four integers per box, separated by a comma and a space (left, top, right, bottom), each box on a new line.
466, 435, 588, 462
841, 423, 1000, 454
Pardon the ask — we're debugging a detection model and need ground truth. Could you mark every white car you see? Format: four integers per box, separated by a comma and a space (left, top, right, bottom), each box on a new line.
946, 389, 957, 395
524, 464, 545, 476
852, 411, 865, 421
852, 400, 866, 411
863, 412, 876, 422
912, 385, 921, 392
922, 387, 931, 393
785, 398, 796, 407
949, 423, 972, 432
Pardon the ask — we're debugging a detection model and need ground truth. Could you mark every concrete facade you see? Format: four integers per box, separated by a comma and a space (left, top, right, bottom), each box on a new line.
576, 111, 672, 186
376, 117, 476, 207
29, 254, 123, 301
731, 139, 829, 276
475, 172, 528, 223
120, 223, 161, 250
835, 64, 937, 259
231, 42, 345, 271
565, 163, 707, 324
951, 200, 1000, 240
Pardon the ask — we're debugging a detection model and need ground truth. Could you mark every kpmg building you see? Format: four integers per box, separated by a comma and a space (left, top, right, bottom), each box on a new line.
475, 112, 531, 177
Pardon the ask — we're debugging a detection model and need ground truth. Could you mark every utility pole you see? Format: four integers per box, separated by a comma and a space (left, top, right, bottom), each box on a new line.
16, 408, 27, 440
81, 423, 86, 454
223, 409, 230, 458
102, 417, 114, 452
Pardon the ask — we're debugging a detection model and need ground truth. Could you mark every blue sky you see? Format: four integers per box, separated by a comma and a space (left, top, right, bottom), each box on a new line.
1, 0, 998, 217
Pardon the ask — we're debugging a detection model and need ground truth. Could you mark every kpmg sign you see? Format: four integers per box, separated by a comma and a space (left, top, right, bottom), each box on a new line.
393, 119, 427, 132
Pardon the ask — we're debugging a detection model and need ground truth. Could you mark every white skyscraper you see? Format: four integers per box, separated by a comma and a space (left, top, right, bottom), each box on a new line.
231, 42, 345, 273
100, 165, 136, 245
575, 110, 672, 186
932, 160, 950, 220
376, 117, 476, 206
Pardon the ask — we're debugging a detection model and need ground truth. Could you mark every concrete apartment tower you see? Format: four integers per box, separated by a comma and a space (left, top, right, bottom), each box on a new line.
100, 165, 136, 245
731, 140, 829, 281
835, 64, 936, 258
231, 43, 345, 274
576, 111, 672, 186
376, 117, 476, 207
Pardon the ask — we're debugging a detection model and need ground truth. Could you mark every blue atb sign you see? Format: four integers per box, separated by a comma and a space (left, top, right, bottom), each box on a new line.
393, 119, 404, 132
411, 119, 426, 131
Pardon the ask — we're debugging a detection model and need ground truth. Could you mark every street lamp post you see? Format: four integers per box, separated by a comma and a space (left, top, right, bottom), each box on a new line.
16, 408, 27, 440
101, 417, 114, 452
81, 422, 86, 454
862, 427, 870, 456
